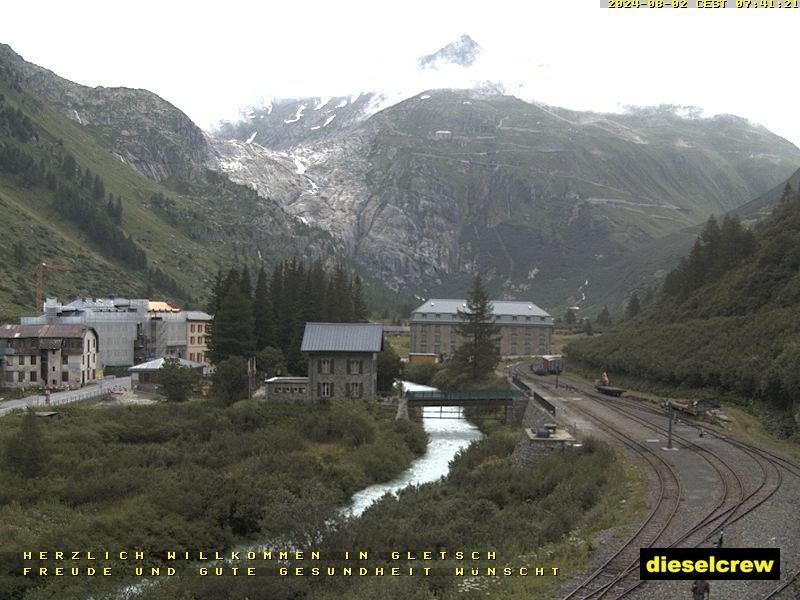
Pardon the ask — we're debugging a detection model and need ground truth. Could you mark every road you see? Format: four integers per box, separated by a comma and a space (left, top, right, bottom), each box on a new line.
0, 376, 131, 417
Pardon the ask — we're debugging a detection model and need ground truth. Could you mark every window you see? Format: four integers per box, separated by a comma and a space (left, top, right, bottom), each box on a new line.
52, 365, 56, 372
62, 372, 68, 382
30, 371, 37, 382
348, 382, 362, 399
190, 336, 195, 345
512, 316, 517, 321
347, 359, 363, 374
318, 359, 333, 374
319, 382, 333, 397
30, 355, 37, 365
190, 324, 195, 333
62, 354, 68, 365
6, 356, 13, 367
5, 372, 14, 383
199, 336, 203, 344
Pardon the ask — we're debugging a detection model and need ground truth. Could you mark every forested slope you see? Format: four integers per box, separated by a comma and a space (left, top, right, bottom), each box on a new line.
568, 182, 800, 435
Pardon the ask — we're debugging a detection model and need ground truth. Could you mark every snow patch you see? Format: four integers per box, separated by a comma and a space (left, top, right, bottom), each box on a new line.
310, 125, 321, 130
284, 103, 307, 124
73, 110, 82, 124
293, 157, 307, 175
306, 177, 319, 194
350, 92, 363, 103
420, 94, 431, 100
314, 96, 332, 110
245, 131, 257, 144
336, 99, 348, 108
322, 114, 336, 128
296, 215, 310, 225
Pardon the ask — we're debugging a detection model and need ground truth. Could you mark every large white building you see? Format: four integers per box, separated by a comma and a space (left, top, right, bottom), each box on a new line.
20, 298, 211, 370
409, 299, 554, 358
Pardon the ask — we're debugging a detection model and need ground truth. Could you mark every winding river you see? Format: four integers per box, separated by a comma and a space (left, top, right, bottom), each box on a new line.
344, 382, 483, 517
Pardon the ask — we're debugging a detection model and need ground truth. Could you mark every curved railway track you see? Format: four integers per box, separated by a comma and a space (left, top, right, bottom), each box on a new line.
509, 364, 799, 599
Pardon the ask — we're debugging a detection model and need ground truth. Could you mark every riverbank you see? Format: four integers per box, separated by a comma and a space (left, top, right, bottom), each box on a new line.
0, 398, 426, 600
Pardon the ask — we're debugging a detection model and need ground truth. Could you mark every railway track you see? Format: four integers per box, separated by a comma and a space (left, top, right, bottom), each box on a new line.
509, 364, 798, 599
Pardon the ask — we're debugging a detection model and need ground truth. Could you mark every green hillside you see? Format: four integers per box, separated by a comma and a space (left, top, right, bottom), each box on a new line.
359, 91, 800, 309
567, 182, 800, 436
0, 51, 339, 321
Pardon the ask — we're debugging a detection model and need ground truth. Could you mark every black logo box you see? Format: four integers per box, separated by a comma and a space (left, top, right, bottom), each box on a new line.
639, 548, 780, 580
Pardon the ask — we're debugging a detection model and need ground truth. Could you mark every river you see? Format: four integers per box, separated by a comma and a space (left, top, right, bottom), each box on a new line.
344, 382, 483, 517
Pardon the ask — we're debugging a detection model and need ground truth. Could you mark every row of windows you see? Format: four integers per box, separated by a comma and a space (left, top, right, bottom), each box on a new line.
2, 354, 78, 366
189, 323, 211, 333
189, 336, 205, 345
318, 382, 363, 398
317, 359, 364, 375
272, 385, 306, 394
188, 352, 206, 363
417, 313, 547, 322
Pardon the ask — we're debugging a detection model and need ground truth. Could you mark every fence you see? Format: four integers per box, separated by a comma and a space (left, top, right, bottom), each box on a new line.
511, 375, 556, 416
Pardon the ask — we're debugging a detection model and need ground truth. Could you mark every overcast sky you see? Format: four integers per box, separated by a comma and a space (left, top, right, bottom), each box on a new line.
2, 0, 799, 146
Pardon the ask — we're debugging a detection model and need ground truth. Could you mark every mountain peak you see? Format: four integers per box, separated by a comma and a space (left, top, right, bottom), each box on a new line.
418, 35, 482, 70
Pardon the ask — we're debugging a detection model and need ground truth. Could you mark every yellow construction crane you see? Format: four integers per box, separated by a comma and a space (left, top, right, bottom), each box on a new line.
35, 262, 73, 312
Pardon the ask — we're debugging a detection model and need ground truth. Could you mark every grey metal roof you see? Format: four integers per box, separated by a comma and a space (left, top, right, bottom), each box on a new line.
0, 324, 94, 339
184, 311, 212, 321
128, 357, 205, 372
411, 299, 551, 318
301, 323, 384, 353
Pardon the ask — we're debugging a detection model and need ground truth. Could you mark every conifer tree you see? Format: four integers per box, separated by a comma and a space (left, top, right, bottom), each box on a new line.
352, 275, 368, 322
208, 270, 255, 363
452, 275, 500, 382
626, 293, 641, 319
596, 305, 612, 326
253, 265, 273, 350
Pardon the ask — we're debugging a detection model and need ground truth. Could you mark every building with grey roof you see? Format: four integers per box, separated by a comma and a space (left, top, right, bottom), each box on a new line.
266, 323, 384, 403
409, 299, 553, 358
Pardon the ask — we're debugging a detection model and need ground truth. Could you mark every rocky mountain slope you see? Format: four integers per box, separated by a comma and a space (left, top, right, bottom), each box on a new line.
212, 88, 800, 310
7, 38, 800, 315
0, 46, 342, 319
0, 44, 211, 182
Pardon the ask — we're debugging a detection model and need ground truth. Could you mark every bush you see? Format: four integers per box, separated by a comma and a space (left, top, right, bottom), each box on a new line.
158, 357, 201, 402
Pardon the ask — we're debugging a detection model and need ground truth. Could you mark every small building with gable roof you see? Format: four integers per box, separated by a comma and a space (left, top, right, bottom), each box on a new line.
301, 322, 384, 402
265, 322, 384, 403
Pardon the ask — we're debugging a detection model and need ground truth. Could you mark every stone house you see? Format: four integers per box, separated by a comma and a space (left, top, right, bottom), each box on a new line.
0, 324, 99, 389
265, 322, 383, 403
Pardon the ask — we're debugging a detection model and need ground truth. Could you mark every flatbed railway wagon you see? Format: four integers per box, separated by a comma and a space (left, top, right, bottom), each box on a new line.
594, 382, 626, 397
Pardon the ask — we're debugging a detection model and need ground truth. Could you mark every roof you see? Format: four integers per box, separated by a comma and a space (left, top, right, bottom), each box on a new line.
184, 311, 212, 321
265, 376, 309, 383
148, 300, 181, 313
300, 323, 384, 353
0, 324, 94, 339
128, 357, 205, 372
411, 299, 551, 318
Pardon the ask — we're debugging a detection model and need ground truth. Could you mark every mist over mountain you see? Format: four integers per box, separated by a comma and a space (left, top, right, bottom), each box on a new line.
418, 35, 483, 70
